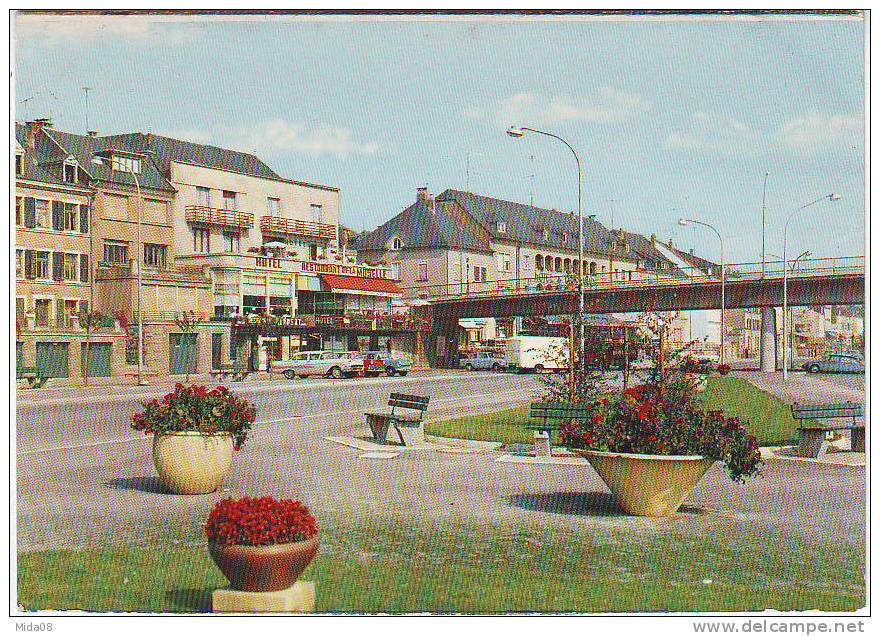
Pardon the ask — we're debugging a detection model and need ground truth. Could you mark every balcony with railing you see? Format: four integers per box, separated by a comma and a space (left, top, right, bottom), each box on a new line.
260, 215, 336, 241
185, 205, 254, 230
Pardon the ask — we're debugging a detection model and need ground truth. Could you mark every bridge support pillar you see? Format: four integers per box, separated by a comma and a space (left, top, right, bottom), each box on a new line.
759, 306, 777, 373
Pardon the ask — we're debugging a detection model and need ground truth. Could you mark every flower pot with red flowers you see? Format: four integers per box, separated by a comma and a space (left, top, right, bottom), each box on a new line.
563, 382, 762, 517
131, 384, 256, 495
206, 496, 319, 592
717, 364, 732, 376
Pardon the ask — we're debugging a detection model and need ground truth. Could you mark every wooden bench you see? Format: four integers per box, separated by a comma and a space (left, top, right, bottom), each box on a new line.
210, 362, 251, 382
791, 402, 865, 458
365, 393, 430, 446
16, 366, 49, 389
525, 402, 593, 457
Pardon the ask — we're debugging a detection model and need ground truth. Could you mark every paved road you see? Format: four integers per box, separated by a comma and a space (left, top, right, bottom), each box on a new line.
16, 371, 865, 557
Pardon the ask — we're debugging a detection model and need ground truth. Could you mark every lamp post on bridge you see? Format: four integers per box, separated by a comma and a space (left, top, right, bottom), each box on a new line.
678, 218, 725, 366
782, 193, 841, 381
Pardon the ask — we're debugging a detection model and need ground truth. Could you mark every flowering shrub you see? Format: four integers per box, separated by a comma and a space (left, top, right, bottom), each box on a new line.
561, 382, 761, 482
206, 496, 318, 546
130, 383, 256, 450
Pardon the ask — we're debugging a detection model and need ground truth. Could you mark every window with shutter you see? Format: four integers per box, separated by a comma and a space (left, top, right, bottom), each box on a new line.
52, 253, 64, 281
24, 198, 36, 228
24, 250, 35, 279
80, 254, 89, 282
79, 204, 89, 233
52, 201, 64, 231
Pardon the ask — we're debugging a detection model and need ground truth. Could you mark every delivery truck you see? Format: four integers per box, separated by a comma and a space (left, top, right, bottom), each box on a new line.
504, 335, 569, 373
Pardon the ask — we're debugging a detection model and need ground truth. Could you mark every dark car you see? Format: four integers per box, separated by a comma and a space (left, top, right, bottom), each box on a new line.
802, 352, 865, 374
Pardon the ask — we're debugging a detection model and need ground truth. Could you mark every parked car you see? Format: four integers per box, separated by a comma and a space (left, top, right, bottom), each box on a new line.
274, 351, 364, 379
460, 351, 506, 372
802, 352, 865, 374
359, 351, 388, 377
381, 353, 412, 377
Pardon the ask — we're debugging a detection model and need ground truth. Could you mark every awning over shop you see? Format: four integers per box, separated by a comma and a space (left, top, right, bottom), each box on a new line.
320, 274, 403, 298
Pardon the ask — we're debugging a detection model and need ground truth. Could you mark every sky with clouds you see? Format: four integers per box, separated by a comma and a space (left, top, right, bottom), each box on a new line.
14, 13, 865, 263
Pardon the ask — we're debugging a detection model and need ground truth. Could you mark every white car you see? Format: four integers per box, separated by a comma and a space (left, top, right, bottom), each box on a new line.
273, 351, 364, 380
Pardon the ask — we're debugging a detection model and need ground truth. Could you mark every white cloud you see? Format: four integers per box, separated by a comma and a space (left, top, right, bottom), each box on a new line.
777, 112, 863, 150
667, 110, 864, 155
177, 120, 379, 160
666, 111, 760, 154
496, 87, 651, 126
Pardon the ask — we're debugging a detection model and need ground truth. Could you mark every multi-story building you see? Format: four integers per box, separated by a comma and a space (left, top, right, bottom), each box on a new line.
15, 120, 127, 381
357, 187, 641, 301
102, 132, 413, 363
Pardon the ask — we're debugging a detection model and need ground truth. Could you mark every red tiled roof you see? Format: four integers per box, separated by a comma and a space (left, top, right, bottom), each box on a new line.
320, 274, 402, 297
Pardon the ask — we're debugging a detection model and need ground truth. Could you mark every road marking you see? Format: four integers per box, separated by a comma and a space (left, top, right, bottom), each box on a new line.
18, 386, 538, 456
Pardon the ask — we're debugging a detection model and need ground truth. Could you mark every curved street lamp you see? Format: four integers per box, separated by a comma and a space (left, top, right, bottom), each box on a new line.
782, 193, 840, 380
678, 218, 725, 365
507, 126, 584, 376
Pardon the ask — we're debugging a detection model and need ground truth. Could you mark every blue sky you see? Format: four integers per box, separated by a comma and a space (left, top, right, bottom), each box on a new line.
14, 14, 865, 263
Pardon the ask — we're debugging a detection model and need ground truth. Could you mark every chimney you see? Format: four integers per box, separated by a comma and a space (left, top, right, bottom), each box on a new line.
689, 248, 695, 256
416, 187, 430, 203
667, 239, 674, 249
650, 233, 656, 245
26, 119, 51, 149
87, 130, 98, 137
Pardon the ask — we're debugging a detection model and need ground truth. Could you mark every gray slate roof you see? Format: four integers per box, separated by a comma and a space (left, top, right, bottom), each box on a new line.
436, 189, 620, 256
356, 198, 490, 252
15, 123, 72, 187
28, 125, 176, 193
100, 132, 283, 181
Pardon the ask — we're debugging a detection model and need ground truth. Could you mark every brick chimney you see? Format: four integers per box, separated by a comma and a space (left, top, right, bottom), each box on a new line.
416, 187, 430, 203
26, 118, 52, 149
650, 233, 656, 245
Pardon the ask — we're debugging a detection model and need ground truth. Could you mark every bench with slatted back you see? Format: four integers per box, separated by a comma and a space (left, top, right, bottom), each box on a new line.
525, 402, 593, 457
791, 402, 865, 458
365, 393, 431, 446
16, 366, 49, 389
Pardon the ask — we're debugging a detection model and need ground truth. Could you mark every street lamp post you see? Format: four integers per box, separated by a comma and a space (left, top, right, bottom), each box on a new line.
782, 193, 840, 381
678, 218, 725, 365
507, 126, 584, 378
92, 153, 148, 386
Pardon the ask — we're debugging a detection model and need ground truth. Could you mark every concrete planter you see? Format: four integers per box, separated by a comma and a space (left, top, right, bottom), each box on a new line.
152, 432, 234, 495
576, 450, 715, 517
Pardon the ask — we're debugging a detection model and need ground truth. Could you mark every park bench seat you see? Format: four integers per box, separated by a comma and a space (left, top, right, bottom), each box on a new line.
525, 402, 594, 457
365, 393, 430, 446
791, 402, 865, 458
16, 366, 49, 389
210, 362, 251, 382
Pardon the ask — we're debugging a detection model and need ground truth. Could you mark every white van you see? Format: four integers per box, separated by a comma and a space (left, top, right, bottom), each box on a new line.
505, 336, 569, 373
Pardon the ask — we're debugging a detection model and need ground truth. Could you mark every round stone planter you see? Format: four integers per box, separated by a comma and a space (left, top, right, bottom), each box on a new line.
152, 432, 234, 495
209, 536, 319, 592
576, 449, 715, 517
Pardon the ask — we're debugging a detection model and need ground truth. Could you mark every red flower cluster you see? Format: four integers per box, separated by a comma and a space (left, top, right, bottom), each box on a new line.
205, 496, 319, 546
131, 383, 256, 450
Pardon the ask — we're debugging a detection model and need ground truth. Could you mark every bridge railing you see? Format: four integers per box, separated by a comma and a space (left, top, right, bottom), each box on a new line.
400, 256, 863, 303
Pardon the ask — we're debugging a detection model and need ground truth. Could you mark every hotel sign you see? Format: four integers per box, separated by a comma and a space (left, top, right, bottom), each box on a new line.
255, 257, 282, 269
300, 261, 387, 279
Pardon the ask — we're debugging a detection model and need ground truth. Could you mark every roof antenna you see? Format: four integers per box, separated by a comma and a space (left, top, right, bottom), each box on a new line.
82, 86, 93, 134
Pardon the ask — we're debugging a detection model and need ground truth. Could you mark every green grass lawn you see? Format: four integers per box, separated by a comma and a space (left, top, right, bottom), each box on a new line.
426, 377, 798, 447
17, 520, 864, 613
